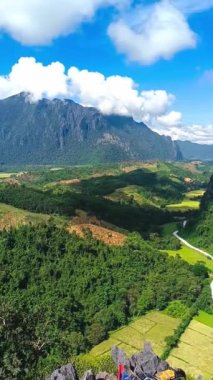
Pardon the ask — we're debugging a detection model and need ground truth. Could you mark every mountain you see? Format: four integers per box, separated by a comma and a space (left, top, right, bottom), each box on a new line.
177, 140, 213, 161
0, 93, 181, 165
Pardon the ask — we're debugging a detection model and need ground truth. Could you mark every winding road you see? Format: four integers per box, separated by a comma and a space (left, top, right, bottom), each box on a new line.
173, 230, 213, 299
173, 230, 213, 260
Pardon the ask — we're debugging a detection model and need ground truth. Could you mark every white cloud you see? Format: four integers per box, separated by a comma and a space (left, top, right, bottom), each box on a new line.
108, 1, 197, 65
171, 0, 213, 14
154, 124, 213, 145
0, 57, 212, 145
0, 56, 175, 123
157, 111, 182, 127
0, 57, 69, 101
68, 66, 174, 122
0, 0, 211, 66
0, 0, 128, 45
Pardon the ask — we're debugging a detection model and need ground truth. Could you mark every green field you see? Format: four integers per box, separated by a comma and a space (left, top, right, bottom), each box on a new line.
169, 320, 213, 379
185, 190, 205, 199
194, 311, 213, 328
166, 200, 200, 211
90, 311, 180, 358
106, 185, 157, 207
164, 245, 213, 271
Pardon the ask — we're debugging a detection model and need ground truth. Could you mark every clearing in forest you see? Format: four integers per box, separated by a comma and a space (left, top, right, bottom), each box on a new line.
90, 311, 180, 358
164, 245, 213, 271
68, 223, 126, 246
168, 320, 213, 380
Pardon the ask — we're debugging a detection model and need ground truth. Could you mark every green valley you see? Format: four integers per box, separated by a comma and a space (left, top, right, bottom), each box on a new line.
0, 160, 212, 380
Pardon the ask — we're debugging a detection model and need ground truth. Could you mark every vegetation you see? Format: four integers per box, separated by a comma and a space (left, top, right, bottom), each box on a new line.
0, 172, 16, 178
0, 161, 213, 379
0, 202, 66, 230
164, 300, 189, 319
0, 182, 174, 234
0, 224, 204, 379
182, 175, 213, 252
168, 320, 213, 380
89, 311, 180, 358
194, 310, 213, 328
185, 190, 205, 199
182, 205, 213, 253
164, 245, 213, 271
166, 200, 200, 211
161, 282, 212, 361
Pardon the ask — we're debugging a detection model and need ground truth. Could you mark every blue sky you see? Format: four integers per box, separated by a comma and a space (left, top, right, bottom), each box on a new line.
0, 0, 213, 143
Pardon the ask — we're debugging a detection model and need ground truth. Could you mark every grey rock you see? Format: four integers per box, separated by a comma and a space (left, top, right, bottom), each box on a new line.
111, 346, 126, 365
81, 370, 96, 380
50, 363, 78, 380
96, 371, 116, 380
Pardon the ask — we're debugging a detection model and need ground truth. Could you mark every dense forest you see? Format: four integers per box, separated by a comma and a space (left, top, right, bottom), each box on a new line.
182, 175, 213, 252
0, 223, 207, 379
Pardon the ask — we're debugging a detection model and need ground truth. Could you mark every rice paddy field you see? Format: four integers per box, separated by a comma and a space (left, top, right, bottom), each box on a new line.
168, 319, 213, 380
166, 200, 200, 211
165, 189, 206, 211
185, 190, 205, 199
164, 245, 213, 271
90, 311, 180, 358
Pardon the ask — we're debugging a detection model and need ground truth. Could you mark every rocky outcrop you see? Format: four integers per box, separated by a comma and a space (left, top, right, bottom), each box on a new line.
48, 343, 198, 380
49, 364, 79, 380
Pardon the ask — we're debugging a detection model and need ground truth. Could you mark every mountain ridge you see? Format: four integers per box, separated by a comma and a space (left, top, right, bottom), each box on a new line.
176, 140, 213, 161
0, 93, 181, 164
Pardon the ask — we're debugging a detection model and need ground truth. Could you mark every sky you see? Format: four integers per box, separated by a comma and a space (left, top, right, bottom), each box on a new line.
0, 0, 213, 143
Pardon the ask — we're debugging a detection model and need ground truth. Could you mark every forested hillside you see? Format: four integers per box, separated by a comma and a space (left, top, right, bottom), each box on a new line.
182, 175, 213, 252
0, 224, 205, 379
0, 162, 212, 379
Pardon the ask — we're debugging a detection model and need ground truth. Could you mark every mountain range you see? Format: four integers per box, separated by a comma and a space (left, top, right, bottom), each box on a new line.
0, 92, 212, 164
176, 140, 213, 161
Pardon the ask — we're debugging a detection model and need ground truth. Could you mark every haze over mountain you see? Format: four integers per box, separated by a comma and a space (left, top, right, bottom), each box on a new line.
0, 93, 182, 165
177, 140, 213, 161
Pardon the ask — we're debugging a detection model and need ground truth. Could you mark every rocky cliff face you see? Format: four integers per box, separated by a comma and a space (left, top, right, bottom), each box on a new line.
0, 93, 182, 165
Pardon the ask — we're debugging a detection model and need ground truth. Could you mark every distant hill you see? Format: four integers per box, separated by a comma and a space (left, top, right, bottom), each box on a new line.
177, 140, 213, 161
0, 93, 182, 164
